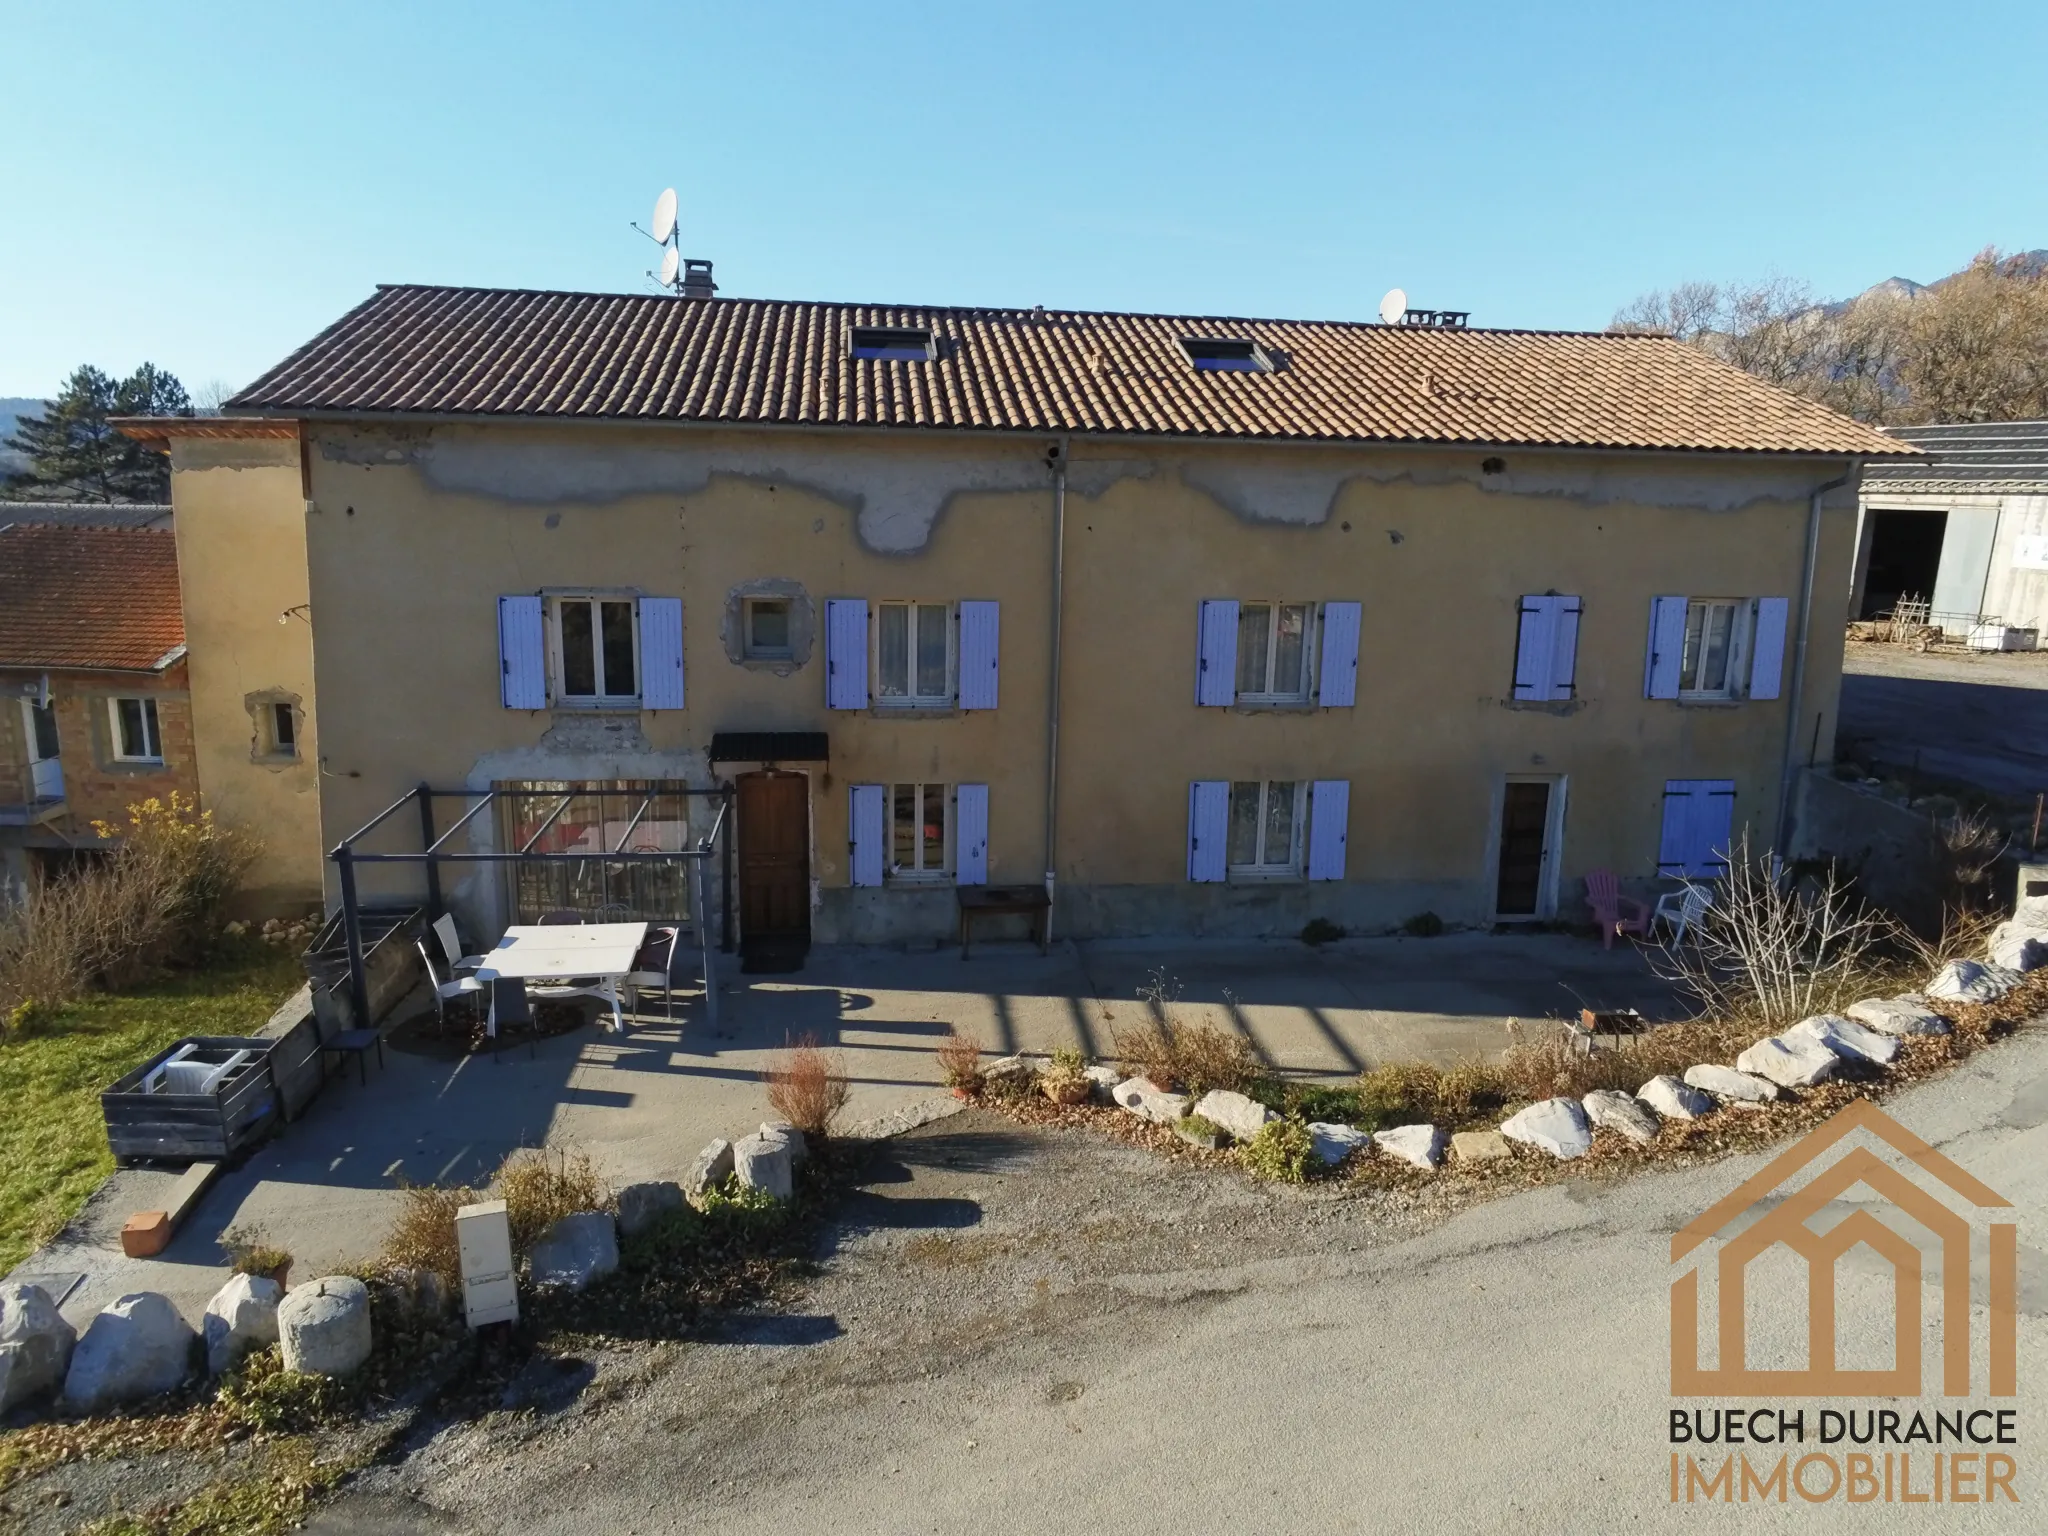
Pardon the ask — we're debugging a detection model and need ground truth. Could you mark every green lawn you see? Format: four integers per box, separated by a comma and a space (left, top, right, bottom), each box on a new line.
0, 941, 306, 1272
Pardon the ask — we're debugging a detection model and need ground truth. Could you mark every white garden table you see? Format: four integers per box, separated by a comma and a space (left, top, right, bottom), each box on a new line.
475, 922, 647, 1035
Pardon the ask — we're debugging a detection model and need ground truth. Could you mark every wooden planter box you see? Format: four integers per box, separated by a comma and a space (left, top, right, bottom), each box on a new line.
102, 1036, 279, 1166
300, 907, 423, 1030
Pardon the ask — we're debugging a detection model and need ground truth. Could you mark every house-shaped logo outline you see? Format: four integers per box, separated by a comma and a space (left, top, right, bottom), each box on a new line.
1669, 1099, 2018, 1398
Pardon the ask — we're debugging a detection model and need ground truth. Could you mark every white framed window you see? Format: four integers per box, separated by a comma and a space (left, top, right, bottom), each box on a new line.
110, 697, 163, 762
744, 597, 794, 661
889, 783, 952, 878
551, 595, 640, 704
876, 601, 953, 706
1234, 602, 1315, 701
1679, 599, 1750, 699
1227, 780, 1303, 875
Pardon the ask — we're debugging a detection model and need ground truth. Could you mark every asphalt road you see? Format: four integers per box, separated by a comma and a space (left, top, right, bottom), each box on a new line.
1838, 645, 2048, 800
318, 1024, 2048, 1536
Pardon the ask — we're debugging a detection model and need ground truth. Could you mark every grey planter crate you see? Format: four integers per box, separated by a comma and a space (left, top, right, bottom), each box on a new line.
102, 1036, 279, 1165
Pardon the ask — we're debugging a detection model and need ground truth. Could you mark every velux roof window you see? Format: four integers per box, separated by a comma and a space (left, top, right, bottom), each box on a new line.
1181, 337, 1274, 373
849, 327, 935, 362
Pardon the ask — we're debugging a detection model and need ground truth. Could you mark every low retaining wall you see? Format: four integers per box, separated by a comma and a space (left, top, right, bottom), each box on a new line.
1789, 769, 1947, 932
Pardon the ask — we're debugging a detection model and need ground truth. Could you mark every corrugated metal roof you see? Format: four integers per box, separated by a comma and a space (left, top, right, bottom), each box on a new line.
1865, 420, 2048, 494
224, 284, 1906, 458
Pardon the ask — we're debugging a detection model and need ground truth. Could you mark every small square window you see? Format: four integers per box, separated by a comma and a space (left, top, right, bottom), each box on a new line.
110, 697, 163, 763
1182, 337, 1274, 373
745, 598, 793, 659
850, 327, 935, 362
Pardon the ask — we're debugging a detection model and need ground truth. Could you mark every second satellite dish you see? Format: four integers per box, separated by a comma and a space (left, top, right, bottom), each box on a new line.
652, 188, 678, 245
659, 248, 680, 287
1378, 288, 1408, 326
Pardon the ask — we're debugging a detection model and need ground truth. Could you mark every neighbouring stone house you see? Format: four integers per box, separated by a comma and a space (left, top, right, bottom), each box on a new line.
120, 284, 1907, 957
0, 522, 197, 902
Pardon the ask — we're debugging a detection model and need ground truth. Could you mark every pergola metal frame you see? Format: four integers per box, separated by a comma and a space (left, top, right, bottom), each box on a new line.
328, 781, 733, 1029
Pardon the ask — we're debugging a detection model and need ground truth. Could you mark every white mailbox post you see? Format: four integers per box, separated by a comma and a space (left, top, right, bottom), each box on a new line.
456, 1197, 519, 1329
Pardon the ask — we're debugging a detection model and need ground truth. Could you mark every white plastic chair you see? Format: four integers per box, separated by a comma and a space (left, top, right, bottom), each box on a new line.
417, 939, 486, 1033
432, 912, 487, 974
1653, 883, 1713, 943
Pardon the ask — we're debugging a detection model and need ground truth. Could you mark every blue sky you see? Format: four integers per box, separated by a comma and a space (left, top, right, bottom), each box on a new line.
1, 0, 2042, 399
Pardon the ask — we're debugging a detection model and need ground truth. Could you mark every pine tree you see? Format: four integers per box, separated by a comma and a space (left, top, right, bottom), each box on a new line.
2, 362, 193, 502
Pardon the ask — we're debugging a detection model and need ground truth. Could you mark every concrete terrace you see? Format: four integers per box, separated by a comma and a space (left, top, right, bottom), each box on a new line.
10, 931, 1675, 1331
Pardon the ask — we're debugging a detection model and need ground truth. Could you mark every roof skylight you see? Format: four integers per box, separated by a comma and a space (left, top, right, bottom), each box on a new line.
1181, 337, 1274, 373
849, 327, 935, 362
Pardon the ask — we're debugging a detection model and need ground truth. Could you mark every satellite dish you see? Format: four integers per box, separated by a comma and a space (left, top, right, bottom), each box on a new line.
652, 188, 678, 245
1378, 288, 1408, 326
659, 247, 680, 287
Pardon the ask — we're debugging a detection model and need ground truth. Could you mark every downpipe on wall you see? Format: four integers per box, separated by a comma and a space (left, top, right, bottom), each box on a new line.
1776, 462, 1858, 854
1043, 435, 1071, 942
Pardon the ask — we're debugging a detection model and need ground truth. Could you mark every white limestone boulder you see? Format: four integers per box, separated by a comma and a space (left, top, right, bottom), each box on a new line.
1845, 996, 1949, 1037
1500, 1098, 1593, 1159
1926, 959, 2021, 1004
0, 1282, 76, 1412
1736, 1035, 1840, 1089
1082, 1064, 1121, 1102
277, 1277, 372, 1379
1582, 1088, 1660, 1144
527, 1212, 620, 1292
62, 1293, 195, 1411
732, 1130, 795, 1199
1193, 1090, 1278, 1142
760, 1121, 810, 1163
982, 1054, 1042, 1090
1451, 1129, 1513, 1165
1988, 921, 2048, 973
1111, 1077, 1189, 1124
1307, 1122, 1371, 1165
1683, 1064, 1780, 1104
1372, 1123, 1446, 1170
684, 1138, 736, 1201
203, 1273, 282, 1376
1786, 1014, 1899, 1067
1638, 1075, 1714, 1121
616, 1180, 686, 1237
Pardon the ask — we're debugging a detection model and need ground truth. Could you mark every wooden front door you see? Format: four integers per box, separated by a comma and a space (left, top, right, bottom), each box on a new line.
1495, 780, 1554, 917
737, 772, 811, 941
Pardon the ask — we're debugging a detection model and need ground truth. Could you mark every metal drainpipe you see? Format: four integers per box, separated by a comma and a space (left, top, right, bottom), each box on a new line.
1042, 436, 1071, 943
1776, 462, 1857, 853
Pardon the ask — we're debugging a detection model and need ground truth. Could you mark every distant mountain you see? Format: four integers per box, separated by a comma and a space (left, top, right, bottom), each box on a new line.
0, 396, 43, 482
1833, 250, 2047, 313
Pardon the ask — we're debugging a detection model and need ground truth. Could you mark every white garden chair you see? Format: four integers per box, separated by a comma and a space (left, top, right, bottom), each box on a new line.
1653, 883, 1713, 944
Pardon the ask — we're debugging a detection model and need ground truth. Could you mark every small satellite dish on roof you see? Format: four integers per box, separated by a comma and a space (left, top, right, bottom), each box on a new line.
652, 188, 678, 245
659, 247, 680, 287
1378, 288, 1408, 326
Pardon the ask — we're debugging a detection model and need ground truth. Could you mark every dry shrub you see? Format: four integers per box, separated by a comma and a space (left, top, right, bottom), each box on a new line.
0, 792, 259, 1015
1499, 1015, 1759, 1102
1649, 833, 1901, 1031
936, 1025, 984, 1093
766, 1034, 851, 1138
1353, 1057, 1512, 1128
1901, 904, 2003, 974
1936, 808, 2009, 914
381, 1145, 610, 1288
1114, 969, 1266, 1096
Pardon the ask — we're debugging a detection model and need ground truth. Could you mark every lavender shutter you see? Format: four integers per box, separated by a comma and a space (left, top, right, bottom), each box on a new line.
637, 597, 684, 709
1196, 600, 1239, 706
1187, 781, 1229, 882
1316, 601, 1360, 707
955, 784, 989, 885
1697, 782, 1736, 876
1307, 780, 1350, 881
498, 595, 546, 709
826, 599, 869, 710
849, 784, 886, 886
957, 601, 1000, 710
1513, 597, 1559, 701
1645, 596, 1688, 699
1657, 782, 1694, 877
1551, 597, 1582, 698
1748, 597, 1789, 700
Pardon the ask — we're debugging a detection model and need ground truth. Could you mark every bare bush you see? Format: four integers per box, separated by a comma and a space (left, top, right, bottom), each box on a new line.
1114, 972, 1265, 1096
1648, 835, 1900, 1030
383, 1182, 477, 1289
0, 792, 259, 1016
1935, 808, 2008, 916
766, 1034, 851, 1138
382, 1145, 611, 1288
936, 1025, 984, 1093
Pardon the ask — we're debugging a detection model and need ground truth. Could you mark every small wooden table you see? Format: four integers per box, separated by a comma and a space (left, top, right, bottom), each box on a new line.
957, 885, 1051, 958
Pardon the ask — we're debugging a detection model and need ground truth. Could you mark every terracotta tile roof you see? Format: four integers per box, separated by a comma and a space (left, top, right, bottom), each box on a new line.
0, 524, 185, 671
227, 285, 1909, 459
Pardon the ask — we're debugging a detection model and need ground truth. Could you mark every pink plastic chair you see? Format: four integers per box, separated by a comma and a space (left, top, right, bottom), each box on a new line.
1584, 870, 1650, 949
